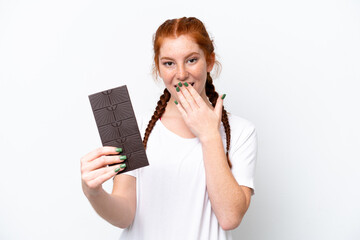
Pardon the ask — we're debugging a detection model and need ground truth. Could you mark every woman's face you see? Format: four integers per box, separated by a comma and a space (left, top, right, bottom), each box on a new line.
158, 35, 214, 101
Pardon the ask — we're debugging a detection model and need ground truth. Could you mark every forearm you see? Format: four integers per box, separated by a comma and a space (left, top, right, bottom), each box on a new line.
84, 187, 134, 229
201, 133, 248, 230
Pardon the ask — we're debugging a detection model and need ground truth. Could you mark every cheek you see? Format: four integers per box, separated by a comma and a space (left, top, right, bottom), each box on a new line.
159, 68, 173, 81
194, 68, 208, 81
194, 62, 208, 77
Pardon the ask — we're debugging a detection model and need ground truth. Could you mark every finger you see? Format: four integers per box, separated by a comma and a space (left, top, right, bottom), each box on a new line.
184, 81, 207, 109
81, 146, 123, 164
84, 163, 126, 183
174, 99, 188, 119
178, 82, 199, 110
175, 85, 193, 113
87, 164, 126, 188
214, 94, 225, 118
83, 155, 126, 173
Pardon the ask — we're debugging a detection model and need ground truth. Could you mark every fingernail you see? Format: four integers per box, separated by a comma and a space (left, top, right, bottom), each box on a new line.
221, 94, 226, 100
178, 82, 183, 87
114, 167, 121, 173
120, 163, 126, 168
174, 100, 178, 105
176, 86, 180, 92
119, 155, 127, 160
116, 148, 122, 152
184, 82, 189, 87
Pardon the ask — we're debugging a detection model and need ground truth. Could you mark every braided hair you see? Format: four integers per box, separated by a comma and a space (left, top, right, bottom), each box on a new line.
143, 17, 232, 168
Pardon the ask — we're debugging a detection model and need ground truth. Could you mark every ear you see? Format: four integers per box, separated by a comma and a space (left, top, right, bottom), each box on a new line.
206, 52, 216, 72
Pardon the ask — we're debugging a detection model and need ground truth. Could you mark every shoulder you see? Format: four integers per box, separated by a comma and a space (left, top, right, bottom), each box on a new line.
223, 112, 257, 150
226, 112, 256, 136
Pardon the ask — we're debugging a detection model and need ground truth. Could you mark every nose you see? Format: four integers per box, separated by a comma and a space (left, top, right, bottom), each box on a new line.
176, 64, 189, 81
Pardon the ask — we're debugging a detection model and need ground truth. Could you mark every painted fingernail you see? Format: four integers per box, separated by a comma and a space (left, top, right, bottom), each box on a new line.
119, 155, 127, 160
178, 82, 183, 87
221, 94, 226, 100
120, 163, 126, 168
176, 86, 180, 92
114, 167, 121, 173
116, 147, 122, 152
174, 100, 178, 105
184, 82, 189, 87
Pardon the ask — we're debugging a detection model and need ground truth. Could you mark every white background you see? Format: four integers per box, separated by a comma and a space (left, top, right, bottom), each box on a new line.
1, 0, 359, 239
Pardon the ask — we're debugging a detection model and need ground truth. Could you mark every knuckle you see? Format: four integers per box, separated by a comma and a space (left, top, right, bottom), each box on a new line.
100, 156, 107, 165
87, 182, 96, 189
80, 165, 89, 174
81, 173, 89, 182
96, 147, 104, 156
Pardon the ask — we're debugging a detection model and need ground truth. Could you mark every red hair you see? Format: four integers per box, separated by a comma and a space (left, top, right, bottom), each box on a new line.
152, 17, 218, 79
144, 17, 232, 169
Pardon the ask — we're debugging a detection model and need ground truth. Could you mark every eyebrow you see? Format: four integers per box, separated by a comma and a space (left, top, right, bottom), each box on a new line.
160, 52, 200, 61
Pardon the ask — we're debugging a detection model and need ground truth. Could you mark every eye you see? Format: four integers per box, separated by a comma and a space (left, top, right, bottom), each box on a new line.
187, 58, 198, 63
163, 61, 174, 67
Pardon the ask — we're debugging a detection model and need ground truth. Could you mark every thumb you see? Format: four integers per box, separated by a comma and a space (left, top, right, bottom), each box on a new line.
214, 94, 226, 117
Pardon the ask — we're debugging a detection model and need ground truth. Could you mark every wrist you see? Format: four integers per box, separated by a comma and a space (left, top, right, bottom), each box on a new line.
199, 131, 222, 144
82, 183, 105, 199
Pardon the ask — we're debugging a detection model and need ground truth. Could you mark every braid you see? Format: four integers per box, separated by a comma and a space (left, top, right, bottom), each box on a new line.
143, 88, 171, 149
143, 75, 231, 169
205, 73, 232, 169
151, 17, 230, 167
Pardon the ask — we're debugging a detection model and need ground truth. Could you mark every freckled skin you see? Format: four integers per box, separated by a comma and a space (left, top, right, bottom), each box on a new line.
158, 35, 214, 104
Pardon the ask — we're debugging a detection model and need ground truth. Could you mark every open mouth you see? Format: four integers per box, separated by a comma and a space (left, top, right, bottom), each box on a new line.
174, 82, 194, 87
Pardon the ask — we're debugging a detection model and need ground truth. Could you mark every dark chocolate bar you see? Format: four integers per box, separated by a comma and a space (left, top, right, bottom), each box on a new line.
88, 85, 149, 174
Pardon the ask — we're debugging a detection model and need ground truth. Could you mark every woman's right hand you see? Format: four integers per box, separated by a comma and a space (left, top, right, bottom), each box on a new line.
80, 146, 126, 196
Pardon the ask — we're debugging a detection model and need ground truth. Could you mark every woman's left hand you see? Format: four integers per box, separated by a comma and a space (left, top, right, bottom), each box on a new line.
174, 82, 225, 142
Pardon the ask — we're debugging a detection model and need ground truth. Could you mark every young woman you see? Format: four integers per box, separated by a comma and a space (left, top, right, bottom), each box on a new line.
81, 17, 257, 240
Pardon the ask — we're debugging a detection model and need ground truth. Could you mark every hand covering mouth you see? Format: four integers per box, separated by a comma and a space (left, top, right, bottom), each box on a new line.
174, 82, 194, 87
